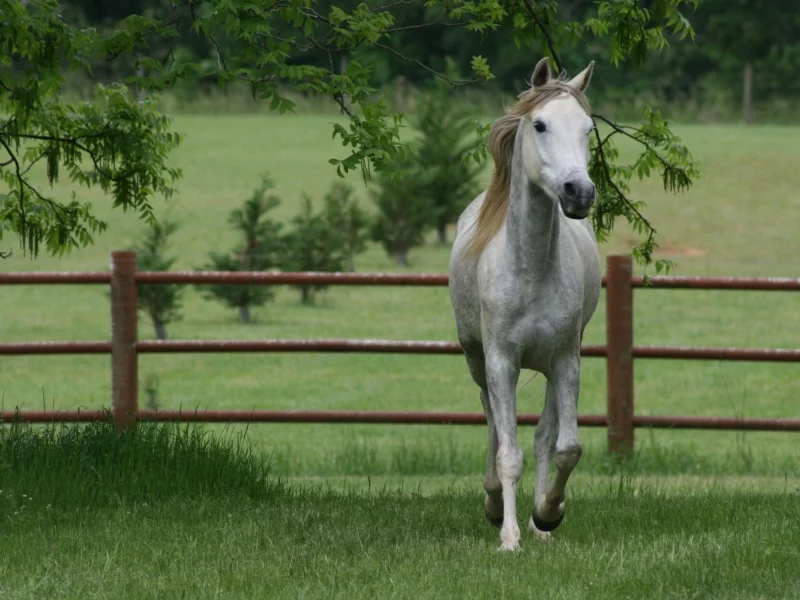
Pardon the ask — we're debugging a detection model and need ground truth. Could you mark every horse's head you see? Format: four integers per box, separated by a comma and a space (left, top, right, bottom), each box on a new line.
519, 57, 596, 220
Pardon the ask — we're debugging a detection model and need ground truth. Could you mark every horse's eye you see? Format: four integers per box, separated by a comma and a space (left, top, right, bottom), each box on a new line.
533, 120, 546, 133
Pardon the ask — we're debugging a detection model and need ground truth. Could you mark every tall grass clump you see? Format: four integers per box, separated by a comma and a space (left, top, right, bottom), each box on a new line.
0, 419, 275, 512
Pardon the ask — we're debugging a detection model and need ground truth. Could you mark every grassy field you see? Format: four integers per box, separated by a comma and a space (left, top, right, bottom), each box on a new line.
1, 115, 799, 476
1, 422, 798, 600
2, 115, 800, 597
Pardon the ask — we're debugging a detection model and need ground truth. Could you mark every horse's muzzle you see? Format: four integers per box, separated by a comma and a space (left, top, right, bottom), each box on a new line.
560, 179, 595, 220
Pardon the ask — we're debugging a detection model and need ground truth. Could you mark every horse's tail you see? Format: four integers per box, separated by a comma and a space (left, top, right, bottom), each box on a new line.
517, 370, 540, 391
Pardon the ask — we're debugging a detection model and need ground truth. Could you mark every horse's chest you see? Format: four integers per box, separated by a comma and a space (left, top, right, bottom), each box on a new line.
516, 303, 576, 339
503, 296, 582, 366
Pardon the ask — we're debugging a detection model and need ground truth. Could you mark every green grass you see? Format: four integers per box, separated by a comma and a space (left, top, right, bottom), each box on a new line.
1, 422, 798, 600
0, 419, 273, 509
1, 115, 799, 477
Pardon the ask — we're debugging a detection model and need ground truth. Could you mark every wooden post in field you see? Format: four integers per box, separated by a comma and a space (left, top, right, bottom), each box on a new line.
136, 64, 147, 102
339, 53, 351, 113
743, 62, 753, 125
111, 250, 138, 430
605, 255, 634, 454
395, 75, 406, 113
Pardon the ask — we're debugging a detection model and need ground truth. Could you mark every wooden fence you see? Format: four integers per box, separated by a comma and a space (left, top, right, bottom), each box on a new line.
2, 251, 799, 453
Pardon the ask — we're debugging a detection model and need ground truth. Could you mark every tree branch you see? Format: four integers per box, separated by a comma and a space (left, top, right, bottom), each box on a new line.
522, 0, 563, 72
0, 134, 27, 231
269, 33, 316, 53
373, 0, 417, 11
101, 10, 180, 63
18, 151, 47, 178
303, 32, 352, 117
296, 6, 474, 86
592, 113, 694, 188
15, 132, 137, 182
373, 42, 479, 86
188, 4, 275, 85
591, 123, 656, 236
383, 19, 468, 33
0, 135, 78, 250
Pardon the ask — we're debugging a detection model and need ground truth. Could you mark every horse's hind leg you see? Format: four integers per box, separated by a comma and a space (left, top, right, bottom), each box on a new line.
465, 356, 503, 527
529, 379, 558, 540
480, 388, 503, 526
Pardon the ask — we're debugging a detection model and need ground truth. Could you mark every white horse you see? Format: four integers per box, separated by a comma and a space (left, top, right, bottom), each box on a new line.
448, 57, 601, 551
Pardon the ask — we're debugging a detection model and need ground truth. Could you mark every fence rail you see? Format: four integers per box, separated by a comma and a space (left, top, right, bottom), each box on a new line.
3, 271, 800, 290
5, 340, 800, 362
2, 410, 799, 431
2, 251, 799, 451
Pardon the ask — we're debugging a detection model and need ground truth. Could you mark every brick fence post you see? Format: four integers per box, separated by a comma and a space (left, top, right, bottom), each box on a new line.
110, 250, 138, 430
606, 255, 634, 454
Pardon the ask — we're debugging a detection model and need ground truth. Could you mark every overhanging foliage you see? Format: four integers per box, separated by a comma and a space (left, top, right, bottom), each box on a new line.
1, 0, 704, 272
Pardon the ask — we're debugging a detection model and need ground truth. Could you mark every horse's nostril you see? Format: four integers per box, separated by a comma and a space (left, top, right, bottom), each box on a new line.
563, 181, 576, 197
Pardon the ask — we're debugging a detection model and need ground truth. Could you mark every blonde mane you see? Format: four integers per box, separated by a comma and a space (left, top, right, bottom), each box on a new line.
465, 77, 591, 258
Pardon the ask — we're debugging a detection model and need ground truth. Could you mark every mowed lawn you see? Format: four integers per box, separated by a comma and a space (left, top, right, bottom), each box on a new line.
3, 479, 798, 599
0, 422, 798, 600
1, 115, 800, 476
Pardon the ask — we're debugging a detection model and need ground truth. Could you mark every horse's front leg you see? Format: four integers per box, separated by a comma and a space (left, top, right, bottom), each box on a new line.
484, 349, 522, 551
532, 354, 582, 532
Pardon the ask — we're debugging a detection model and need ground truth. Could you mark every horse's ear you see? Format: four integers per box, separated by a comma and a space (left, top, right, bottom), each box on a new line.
568, 61, 594, 92
530, 57, 551, 88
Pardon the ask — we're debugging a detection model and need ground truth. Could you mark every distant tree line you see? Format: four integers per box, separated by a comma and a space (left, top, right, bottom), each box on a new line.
58, 0, 800, 121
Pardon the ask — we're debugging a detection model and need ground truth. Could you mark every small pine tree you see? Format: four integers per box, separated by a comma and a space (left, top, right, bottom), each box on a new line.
370, 150, 435, 266
321, 181, 369, 273
198, 174, 284, 323
282, 194, 346, 304
131, 220, 184, 340
415, 79, 483, 245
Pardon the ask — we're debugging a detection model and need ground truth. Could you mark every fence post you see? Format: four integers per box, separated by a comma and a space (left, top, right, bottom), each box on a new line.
605, 255, 634, 454
395, 75, 406, 113
110, 250, 138, 430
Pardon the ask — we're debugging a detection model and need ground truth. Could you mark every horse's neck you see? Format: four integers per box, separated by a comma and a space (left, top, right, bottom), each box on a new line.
505, 139, 560, 281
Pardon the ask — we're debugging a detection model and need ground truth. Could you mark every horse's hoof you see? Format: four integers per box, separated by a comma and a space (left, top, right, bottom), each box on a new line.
486, 512, 503, 528
531, 511, 564, 532
484, 495, 503, 528
528, 517, 552, 540
498, 540, 520, 552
